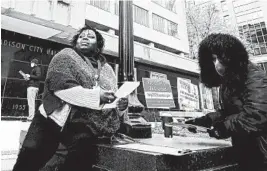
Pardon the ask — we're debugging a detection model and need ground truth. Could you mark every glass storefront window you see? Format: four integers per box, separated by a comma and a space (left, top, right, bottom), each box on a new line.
1, 30, 65, 118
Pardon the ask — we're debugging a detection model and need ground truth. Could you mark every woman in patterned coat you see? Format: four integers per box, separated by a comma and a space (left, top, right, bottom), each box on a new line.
186, 33, 267, 171
13, 25, 129, 171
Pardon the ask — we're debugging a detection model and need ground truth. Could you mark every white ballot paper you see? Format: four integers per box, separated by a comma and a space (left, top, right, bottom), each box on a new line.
19, 70, 29, 80
102, 81, 140, 109
19, 70, 26, 77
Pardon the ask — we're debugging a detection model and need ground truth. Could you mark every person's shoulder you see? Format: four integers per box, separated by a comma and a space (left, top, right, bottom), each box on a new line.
48, 48, 79, 70
247, 62, 266, 79
55, 48, 76, 58
51, 48, 77, 62
103, 62, 114, 72
245, 61, 267, 87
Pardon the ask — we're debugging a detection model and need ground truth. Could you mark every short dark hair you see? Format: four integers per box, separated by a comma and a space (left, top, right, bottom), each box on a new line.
198, 33, 249, 92
71, 25, 105, 55
31, 58, 39, 64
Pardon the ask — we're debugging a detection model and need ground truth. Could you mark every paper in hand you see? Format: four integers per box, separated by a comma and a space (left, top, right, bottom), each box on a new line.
102, 81, 140, 109
19, 70, 30, 80
19, 70, 26, 77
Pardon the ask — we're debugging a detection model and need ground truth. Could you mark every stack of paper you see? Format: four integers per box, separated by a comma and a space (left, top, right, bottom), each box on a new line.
103, 81, 140, 109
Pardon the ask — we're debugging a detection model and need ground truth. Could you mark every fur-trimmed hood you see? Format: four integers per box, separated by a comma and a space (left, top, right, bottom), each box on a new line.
198, 33, 249, 92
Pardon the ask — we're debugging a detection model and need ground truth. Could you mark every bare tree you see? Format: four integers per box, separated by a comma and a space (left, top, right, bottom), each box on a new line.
186, 0, 253, 59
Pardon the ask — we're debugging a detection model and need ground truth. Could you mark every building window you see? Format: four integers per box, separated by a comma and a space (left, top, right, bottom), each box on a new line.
133, 5, 149, 27
152, 14, 166, 33
167, 20, 178, 37
152, 14, 178, 37
114, 3, 149, 27
238, 21, 267, 55
56, 1, 71, 25
89, 0, 110, 12
152, 0, 176, 13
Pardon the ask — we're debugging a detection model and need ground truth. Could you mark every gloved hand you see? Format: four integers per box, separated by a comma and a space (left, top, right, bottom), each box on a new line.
185, 115, 212, 128
187, 126, 197, 133
207, 122, 229, 139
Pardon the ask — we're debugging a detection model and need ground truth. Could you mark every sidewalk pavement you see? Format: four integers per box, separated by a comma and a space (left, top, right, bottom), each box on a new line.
1, 121, 30, 171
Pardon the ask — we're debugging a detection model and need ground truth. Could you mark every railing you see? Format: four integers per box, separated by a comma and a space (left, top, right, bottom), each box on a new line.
100, 30, 199, 73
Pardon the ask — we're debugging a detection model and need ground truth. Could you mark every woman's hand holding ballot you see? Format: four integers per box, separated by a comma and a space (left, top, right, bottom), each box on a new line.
100, 87, 128, 110
100, 88, 116, 104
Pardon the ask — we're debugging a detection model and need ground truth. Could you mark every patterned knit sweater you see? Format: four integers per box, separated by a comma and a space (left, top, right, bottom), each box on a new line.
42, 48, 121, 136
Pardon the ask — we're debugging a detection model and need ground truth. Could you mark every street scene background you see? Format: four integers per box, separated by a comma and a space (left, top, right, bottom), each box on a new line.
1, 0, 267, 170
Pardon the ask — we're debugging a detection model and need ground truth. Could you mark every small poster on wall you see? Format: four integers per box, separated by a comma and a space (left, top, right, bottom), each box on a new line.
177, 78, 200, 110
142, 78, 175, 108
199, 83, 215, 111
150, 71, 167, 80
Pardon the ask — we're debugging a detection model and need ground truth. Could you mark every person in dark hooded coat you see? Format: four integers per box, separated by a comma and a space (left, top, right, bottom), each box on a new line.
186, 33, 267, 171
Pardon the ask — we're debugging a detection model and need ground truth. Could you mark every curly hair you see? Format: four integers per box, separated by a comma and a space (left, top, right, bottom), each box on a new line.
71, 25, 105, 58
198, 33, 249, 93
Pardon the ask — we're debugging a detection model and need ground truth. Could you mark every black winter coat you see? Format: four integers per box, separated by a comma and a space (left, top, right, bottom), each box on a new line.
208, 62, 267, 170
28, 65, 42, 88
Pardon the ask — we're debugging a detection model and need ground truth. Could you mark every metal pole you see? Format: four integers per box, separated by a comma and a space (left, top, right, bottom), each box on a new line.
118, 0, 134, 87
117, 0, 149, 138
118, 0, 144, 113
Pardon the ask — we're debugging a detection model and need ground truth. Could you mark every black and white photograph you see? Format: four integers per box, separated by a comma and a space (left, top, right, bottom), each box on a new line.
1, 0, 267, 170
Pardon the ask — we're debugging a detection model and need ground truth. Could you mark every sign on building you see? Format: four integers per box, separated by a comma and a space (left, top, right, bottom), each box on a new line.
199, 83, 214, 111
142, 78, 175, 108
177, 78, 200, 110
150, 71, 167, 80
